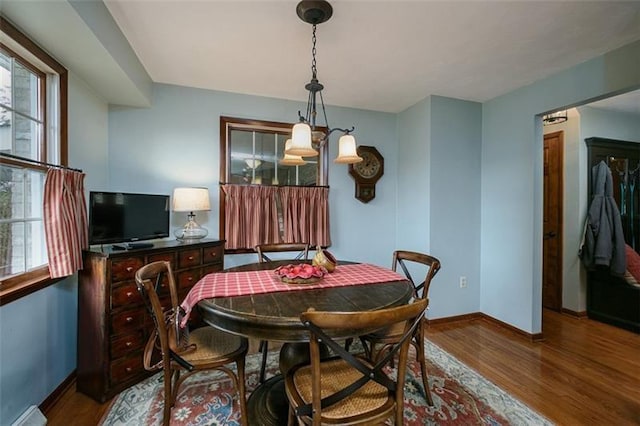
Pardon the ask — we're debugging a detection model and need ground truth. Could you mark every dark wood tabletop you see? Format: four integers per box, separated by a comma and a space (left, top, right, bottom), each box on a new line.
197, 260, 414, 342
196, 260, 414, 425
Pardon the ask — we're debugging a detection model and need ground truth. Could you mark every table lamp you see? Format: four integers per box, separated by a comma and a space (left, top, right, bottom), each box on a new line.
173, 187, 211, 240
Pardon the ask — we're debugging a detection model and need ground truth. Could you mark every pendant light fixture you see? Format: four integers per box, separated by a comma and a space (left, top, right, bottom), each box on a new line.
285, 0, 363, 165
543, 110, 568, 125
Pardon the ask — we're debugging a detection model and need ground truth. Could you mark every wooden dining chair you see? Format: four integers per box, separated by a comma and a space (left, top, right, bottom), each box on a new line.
255, 242, 310, 263
360, 250, 441, 406
135, 261, 249, 426
254, 242, 310, 383
284, 298, 429, 426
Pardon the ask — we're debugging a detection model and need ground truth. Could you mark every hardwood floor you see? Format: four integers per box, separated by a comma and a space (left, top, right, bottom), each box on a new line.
45, 311, 640, 425
426, 310, 640, 425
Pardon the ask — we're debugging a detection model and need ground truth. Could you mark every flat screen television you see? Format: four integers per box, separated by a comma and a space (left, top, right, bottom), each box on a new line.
88, 191, 170, 245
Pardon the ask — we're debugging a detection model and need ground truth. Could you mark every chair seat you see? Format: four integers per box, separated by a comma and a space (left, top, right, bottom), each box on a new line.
289, 357, 394, 420
135, 260, 248, 426
181, 327, 246, 365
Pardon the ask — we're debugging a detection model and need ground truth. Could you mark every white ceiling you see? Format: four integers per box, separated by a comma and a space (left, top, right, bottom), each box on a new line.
587, 90, 640, 115
103, 0, 640, 113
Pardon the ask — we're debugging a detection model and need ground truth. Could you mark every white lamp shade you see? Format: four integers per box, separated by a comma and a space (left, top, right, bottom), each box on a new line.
334, 134, 363, 164
280, 139, 307, 166
287, 122, 318, 157
172, 187, 211, 212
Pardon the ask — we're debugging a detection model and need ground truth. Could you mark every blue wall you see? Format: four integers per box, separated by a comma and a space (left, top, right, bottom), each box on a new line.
396, 95, 482, 318
108, 83, 399, 269
481, 40, 640, 333
0, 281, 77, 424
1, 4, 639, 423
429, 96, 482, 318
397, 98, 431, 253
0, 73, 110, 425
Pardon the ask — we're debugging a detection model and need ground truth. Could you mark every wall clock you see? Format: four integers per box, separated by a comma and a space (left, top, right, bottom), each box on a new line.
348, 145, 384, 203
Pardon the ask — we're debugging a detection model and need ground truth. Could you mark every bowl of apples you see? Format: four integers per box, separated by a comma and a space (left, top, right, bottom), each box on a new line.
274, 263, 327, 284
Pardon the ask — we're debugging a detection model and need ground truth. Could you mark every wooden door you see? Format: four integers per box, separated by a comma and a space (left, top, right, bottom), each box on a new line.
543, 131, 564, 311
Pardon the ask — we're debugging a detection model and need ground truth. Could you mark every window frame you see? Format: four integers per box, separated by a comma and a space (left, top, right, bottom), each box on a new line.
0, 16, 68, 305
219, 116, 328, 254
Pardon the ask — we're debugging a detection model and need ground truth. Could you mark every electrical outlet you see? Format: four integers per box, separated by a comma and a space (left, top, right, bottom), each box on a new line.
459, 276, 467, 288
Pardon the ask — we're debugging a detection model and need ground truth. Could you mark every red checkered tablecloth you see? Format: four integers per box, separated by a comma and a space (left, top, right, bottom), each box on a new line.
180, 263, 406, 327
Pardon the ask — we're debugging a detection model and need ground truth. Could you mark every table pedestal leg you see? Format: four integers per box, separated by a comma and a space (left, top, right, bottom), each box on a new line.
246, 375, 288, 426
246, 342, 329, 425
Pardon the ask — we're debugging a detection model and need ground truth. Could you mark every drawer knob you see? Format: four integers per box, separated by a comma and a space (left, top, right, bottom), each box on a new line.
125, 367, 132, 373
125, 316, 133, 323
209, 252, 217, 257
126, 291, 133, 298
126, 266, 133, 272
188, 277, 193, 282
188, 256, 194, 260
125, 341, 132, 347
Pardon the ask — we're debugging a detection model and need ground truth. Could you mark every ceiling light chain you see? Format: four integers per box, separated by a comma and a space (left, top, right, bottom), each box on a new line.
311, 24, 317, 80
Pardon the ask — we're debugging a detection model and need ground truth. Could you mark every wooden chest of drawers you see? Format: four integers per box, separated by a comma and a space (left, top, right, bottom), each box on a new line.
77, 239, 224, 402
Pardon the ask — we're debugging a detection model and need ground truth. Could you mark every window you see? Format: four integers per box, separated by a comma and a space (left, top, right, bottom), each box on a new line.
0, 17, 68, 301
220, 116, 330, 252
221, 116, 327, 187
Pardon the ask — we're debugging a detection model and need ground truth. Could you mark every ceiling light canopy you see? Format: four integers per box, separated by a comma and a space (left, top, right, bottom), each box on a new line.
284, 0, 363, 165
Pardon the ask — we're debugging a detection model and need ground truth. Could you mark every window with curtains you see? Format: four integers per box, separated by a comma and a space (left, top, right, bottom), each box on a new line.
220, 116, 331, 252
0, 17, 68, 297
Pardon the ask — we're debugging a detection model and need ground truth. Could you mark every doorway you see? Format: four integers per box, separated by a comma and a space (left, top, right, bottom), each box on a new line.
543, 131, 564, 311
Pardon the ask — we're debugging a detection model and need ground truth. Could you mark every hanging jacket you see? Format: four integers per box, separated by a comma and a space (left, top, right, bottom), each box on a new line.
580, 161, 626, 275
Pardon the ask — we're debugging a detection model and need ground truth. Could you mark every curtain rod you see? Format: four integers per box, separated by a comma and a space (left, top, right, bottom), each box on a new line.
0, 153, 83, 173
219, 182, 329, 188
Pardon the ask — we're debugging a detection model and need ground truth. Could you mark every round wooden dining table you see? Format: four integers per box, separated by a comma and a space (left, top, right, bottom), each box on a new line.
196, 260, 414, 426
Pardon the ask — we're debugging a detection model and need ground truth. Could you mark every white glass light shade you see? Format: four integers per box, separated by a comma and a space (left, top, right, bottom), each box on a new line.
172, 187, 210, 241
244, 159, 262, 169
287, 122, 318, 157
280, 139, 307, 166
334, 134, 363, 164
172, 187, 211, 212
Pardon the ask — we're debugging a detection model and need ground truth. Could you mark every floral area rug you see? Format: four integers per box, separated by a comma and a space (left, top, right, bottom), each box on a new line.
100, 340, 552, 425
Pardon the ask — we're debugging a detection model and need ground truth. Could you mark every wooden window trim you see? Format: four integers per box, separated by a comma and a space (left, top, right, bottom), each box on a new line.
0, 267, 64, 306
219, 116, 329, 254
0, 16, 69, 304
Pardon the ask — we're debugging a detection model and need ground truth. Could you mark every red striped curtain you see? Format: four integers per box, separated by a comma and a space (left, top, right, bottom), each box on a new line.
222, 185, 331, 250
280, 186, 331, 247
43, 169, 88, 278
223, 185, 280, 250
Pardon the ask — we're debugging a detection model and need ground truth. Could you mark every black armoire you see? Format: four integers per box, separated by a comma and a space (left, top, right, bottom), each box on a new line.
585, 137, 640, 333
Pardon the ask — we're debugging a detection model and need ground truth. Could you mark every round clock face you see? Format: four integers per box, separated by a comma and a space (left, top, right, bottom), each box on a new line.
354, 152, 381, 178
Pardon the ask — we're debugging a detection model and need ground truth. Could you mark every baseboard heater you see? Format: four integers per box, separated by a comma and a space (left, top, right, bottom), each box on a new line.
11, 405, 47, 426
